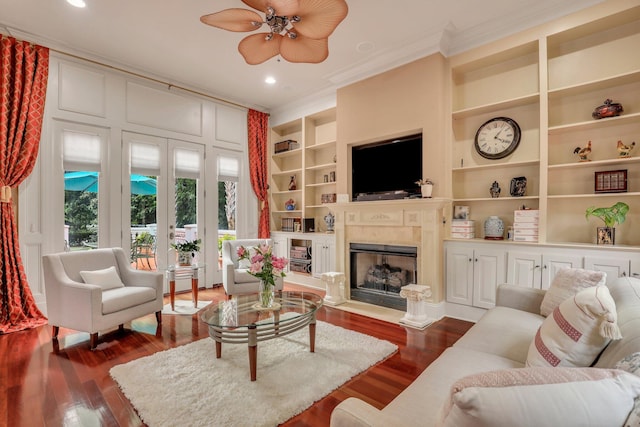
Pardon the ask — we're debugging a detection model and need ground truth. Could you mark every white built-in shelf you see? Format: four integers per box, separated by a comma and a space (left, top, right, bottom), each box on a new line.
306, 182, 337, 188
548, 69, 640, 98
548, 112, 640, 135
271, 189, 302, 195
307, 140, 336, 151
547, 192, 640, 199
306, 204, 336, 209
271, 209, 303, 214
452, 159, 539, 172
272, 168, 303, 177
548, 156, 640, 170
306, 162, 336, 171
272, 148, 302, 158
453, 196, 539, 202
452, 93, 539, 120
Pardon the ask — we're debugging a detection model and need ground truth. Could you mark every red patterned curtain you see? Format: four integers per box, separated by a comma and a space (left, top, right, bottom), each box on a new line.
0, 36, 49, 333
247, 109, 270, 238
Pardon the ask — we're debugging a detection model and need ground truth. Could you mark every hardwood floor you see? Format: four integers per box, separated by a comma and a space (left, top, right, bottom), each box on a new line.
0, 284, 472, 427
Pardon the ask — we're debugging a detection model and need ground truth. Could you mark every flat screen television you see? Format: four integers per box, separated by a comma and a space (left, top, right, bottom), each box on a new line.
351, 133, 423, 201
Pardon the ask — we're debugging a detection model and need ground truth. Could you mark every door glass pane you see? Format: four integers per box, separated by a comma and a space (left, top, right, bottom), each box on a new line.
175, 177, 199, 262
130, 175, 158, 270
64, 171, 99, 251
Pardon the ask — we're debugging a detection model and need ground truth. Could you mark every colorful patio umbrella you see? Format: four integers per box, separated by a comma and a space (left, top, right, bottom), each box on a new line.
64, 171, 157, 195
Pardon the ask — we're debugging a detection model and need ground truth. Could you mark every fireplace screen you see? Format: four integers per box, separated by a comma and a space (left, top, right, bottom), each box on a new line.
349, 243, 417, 310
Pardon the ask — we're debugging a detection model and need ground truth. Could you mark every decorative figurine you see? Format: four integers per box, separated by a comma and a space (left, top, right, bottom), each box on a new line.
324, 212, 335, 232
285, 198, 296, 210
617, 140, 636, 158
574, 141, 592, 162
288, 175, 297, 191
489, 181, 501, 198
592, 99, 623, 119
510, 176, 527, 197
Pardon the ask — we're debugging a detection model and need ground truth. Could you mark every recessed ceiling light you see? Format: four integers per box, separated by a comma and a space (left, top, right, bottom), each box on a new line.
265, 76, 276, 85
66, 0, 86, 8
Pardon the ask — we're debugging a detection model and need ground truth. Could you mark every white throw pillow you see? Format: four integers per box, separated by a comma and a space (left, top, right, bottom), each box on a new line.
438, 367, 640, 427
80, 266, 125, 291
526, 285, 621, 368
616, 352, 640, 427
540, 267, 606, 317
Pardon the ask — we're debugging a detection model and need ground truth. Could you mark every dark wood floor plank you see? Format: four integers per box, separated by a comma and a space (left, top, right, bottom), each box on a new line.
0, 284, 472, 427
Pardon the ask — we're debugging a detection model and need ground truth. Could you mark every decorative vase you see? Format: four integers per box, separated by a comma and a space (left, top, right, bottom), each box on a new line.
597, 227, 615, 245
489, 181, 501, 198
421, 183, 433, 198
484, 216, 505, 240
324, 212, 335, 232
259, 280, 275, 308
178, 251, 191, 266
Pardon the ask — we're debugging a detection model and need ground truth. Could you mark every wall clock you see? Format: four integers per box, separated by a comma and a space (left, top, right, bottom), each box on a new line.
474, 117, 521, 160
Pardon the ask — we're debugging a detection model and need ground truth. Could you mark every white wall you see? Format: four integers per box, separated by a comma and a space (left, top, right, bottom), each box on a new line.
20, 52, 258, 313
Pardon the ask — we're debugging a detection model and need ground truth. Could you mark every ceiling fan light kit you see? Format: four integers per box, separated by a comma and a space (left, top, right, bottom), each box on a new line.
201, 0, 348, 64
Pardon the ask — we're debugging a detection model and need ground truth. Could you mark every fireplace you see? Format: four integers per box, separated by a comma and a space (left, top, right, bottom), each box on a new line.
349, 243, 417, 310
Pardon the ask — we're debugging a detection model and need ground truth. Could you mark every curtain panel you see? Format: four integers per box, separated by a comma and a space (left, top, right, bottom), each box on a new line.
0, 36, 49, 333
247, 109, 270, 238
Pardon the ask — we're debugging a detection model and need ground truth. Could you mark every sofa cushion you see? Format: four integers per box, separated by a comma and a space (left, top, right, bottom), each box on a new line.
595, 277, 640, 369
540, 267, 606, 317
383, 346, 524, 426
80, 266, 125, 291
439, 367, 640, 427
102, 287, 157, 314
616, 352, 640, 427
527, 285, 620, 367
453, 306, 544, 364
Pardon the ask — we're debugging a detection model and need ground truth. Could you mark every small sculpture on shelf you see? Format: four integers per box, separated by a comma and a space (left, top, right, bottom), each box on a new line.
592, 99, 623, 120
284, 198, 296, 211
324, 212, 335, 233
489, 181, 501, 198
288, 175, 297, 191
617, 140, 636, 158
573, 141, 592, 162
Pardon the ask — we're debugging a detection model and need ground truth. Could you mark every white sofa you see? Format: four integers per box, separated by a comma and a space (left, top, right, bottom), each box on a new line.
221, 238, 283, 296
42, 247, 163, 349
331, 276, 640, 426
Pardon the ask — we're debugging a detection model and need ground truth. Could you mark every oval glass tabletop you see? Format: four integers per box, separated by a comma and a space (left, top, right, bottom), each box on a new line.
201, 291, 323, 329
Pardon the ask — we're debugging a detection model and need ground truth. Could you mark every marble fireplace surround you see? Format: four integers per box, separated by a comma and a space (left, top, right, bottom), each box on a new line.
333, 198, 450, 306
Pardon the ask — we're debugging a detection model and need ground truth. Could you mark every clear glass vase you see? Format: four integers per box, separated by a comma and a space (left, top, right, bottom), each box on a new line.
259, 280, 275, 308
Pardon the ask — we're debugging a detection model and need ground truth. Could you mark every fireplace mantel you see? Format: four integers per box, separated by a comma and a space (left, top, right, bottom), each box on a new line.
333, 198, 451, 304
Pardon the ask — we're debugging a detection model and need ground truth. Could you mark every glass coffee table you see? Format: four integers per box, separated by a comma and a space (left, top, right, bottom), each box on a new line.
201, 291, 323, 381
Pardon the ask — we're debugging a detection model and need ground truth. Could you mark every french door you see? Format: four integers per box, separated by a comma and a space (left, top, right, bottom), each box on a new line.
123, 132, 205, 293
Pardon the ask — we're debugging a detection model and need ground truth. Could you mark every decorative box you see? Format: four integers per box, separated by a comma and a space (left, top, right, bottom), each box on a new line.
274, 139, 300, 153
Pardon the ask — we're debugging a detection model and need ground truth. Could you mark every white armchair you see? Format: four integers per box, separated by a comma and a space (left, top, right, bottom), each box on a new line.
42, 247, 163, 349
222, 239, 284, 297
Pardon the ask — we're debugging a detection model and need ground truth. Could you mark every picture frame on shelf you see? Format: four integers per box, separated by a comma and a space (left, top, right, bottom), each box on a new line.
594, 170, 627, 193
454, 205, 470, 220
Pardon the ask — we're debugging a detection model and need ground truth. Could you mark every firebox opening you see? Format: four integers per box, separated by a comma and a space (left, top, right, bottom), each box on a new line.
349, 243, 417, 311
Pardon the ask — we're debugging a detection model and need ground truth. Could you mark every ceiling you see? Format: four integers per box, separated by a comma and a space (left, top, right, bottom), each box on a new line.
0, 0, 603, 115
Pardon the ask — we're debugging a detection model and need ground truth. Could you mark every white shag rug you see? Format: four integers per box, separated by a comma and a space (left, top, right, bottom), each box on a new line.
110, 321, 397, 427
161, 300, 212, 315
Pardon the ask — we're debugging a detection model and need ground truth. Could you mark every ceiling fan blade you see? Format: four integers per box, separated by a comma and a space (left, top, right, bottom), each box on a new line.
293, 0, 348, 39
280, 35, 328, 63
200, 8, 263, 32
238, 33, 283, 65
242, 0, 300, 16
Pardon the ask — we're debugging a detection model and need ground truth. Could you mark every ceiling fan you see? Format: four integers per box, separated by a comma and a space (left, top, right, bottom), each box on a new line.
200, 0, 349, 65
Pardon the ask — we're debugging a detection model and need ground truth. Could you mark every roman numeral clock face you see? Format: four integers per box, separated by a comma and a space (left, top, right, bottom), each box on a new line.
474, 117, 521, 160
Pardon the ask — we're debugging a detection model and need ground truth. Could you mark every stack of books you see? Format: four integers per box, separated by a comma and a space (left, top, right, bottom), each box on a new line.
513, 210, 539, 242
451, 220, 475, 239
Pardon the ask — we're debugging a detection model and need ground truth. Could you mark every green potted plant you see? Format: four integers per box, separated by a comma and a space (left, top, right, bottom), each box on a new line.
171, 239, 201, 265
585, 202, 629, 245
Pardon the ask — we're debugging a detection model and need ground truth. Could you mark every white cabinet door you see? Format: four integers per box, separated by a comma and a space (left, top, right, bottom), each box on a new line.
312, 235, 336, 277
271, 234, 289, 272
507, 251, 542, 288
631, 259, 640, 280
584, 256, 630, 284
473, 249, 506, 309
445, 246, 474, 306
541, 253, 583, 289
